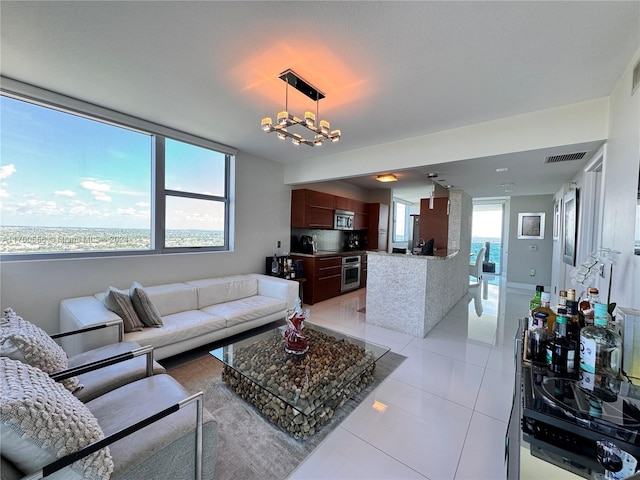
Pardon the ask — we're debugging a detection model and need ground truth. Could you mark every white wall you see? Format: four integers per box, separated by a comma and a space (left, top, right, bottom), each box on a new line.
284, 99, 609, 185
601, 48, 640, 310
0, 150, 292, 333
506, 195, 554, 287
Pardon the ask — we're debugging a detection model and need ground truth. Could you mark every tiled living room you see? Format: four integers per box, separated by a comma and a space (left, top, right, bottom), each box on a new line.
1, 2, 638, 479
288, 277, 574, 480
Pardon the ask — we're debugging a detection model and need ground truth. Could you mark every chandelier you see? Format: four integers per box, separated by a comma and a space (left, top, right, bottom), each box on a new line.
261, 69, 341, 146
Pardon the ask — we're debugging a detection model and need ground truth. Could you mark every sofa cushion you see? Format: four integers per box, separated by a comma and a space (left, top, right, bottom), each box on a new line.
201, 295, 286, 327
0, 307, 82, 394
129, 282, 163, 328
143, 283, 198, 317
85, 374, 215, 480
124, 310, 226, 349
188, 275, 258, 309
103, 286, 145, 333
0, 357, 113, 480
69, 341, 167, 403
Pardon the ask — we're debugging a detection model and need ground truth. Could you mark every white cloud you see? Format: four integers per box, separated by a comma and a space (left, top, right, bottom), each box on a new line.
81, 179, 112, 202
81, 180, 110, 192
54, 189, 76, 197
116, 207, 137, 216
136, 201, 150, 208
20, 199, 62, 216
0, 188, 9, 198
0, 164, 16, 180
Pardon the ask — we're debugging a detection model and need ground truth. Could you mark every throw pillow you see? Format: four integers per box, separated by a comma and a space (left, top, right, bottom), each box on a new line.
0, 357, 113, 479
129, 281, 163, 328
0, 307, 82, 393
103, 286, 144, 333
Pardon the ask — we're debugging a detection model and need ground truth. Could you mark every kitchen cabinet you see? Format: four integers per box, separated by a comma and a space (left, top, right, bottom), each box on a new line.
353, 199, 369, 229
360, 253, 367, 288
291, 254, 343, 304
291, 189, 335, 228
419, 197, 449, 251
367, 203, 389, 251
335, 195, 353, 212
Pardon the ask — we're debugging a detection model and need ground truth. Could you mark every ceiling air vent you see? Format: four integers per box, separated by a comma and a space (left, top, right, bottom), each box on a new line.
545, 152, 587, 164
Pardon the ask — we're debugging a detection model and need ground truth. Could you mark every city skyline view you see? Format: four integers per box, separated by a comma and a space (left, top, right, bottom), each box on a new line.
0, 95, 226, 232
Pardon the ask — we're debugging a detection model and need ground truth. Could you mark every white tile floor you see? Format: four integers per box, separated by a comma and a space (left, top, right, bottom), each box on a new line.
287, 274, 527, 480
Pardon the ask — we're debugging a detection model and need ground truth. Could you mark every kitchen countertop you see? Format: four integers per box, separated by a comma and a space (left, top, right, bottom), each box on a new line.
367, 249, 458, 260
289, 250, 367, 258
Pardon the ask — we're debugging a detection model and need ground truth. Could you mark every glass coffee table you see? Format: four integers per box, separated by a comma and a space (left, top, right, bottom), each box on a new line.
210, 322, 389, 439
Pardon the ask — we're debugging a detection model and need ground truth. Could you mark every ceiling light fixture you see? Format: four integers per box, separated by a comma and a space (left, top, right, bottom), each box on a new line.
261, 69, 341, 147
376, 174, 397, 183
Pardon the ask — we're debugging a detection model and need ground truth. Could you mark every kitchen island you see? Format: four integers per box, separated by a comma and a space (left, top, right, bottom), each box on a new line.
365, 249, 468, 337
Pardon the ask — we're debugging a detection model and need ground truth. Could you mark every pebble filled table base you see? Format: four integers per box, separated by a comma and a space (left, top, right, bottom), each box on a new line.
211, 323, 389, 439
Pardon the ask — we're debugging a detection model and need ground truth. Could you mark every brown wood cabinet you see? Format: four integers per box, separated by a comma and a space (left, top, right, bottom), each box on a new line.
367, 203, 389, 251
419, 197, 449, 250
352, 199, 368, 229
334, 195, 353, 212
360, 253, 367, 288
291, 254, 343, 304
291, 189, 335, 228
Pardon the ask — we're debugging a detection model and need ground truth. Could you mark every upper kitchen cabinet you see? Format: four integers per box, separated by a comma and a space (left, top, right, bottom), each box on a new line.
334, 196, 354, 212
419, 197, 449, 250
291, 189, 336, 228
353, 199, 368, 229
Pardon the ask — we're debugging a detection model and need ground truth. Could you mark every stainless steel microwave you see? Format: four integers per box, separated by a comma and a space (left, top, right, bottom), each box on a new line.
334, 210, 354, 230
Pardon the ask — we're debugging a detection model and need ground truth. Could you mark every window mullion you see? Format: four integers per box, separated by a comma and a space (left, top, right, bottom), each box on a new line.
155, 136, 166, 253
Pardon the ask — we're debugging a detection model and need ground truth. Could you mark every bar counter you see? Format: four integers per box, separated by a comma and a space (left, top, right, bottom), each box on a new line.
365, 249, 468, 337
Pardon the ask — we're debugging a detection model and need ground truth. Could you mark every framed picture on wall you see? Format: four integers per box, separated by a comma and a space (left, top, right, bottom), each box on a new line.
563, 189, 579, 266
517, 212, 545, 239
553, 198, 562, 241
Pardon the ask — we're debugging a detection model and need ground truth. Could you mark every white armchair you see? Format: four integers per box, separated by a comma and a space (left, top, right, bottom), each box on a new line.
469, 246, 486, 285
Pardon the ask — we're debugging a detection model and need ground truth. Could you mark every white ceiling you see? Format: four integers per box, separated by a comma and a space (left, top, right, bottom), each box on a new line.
1, 1, 638, 202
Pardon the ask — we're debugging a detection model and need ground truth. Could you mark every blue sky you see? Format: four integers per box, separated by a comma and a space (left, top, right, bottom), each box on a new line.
1, 96, 225, 230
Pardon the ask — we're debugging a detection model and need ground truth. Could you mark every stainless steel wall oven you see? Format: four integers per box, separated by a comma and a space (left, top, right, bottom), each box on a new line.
341, 255, 361, 292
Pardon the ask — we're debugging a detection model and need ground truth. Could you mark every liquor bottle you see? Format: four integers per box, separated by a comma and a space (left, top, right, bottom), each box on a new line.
271, 254, 279, 275
547, 313, 577, 375
581, 287, 600, 325
533, 292, 557, 335
564, 303, 581, 347
557, 290, 567, 310
527, 312, 548, 365
579, 302, 622, 379
567, 288, 576, 302
529, 285, 544, 313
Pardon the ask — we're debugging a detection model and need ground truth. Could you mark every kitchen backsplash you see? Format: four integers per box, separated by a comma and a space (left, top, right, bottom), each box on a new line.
291, 228, 367, 252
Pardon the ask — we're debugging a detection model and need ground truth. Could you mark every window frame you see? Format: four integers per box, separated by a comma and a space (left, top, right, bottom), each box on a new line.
392, 199, 411, 243
0, 77, 236, 260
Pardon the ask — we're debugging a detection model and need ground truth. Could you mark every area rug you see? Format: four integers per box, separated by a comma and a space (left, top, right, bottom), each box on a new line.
166, 348, 405, 480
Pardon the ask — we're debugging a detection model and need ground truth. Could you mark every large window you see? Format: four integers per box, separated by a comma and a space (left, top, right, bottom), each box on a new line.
0, 87, 234, 259
164, 138, 228, 248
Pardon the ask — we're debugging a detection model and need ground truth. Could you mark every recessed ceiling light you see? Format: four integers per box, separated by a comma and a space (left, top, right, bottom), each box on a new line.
444, 185, 453, 189
504, 189, 513, 193
426, 173, 438, 178
501, 182, 515, 187
496, 168, 508, 172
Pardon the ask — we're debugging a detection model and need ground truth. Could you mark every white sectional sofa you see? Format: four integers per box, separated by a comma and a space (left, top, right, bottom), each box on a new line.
60, 274, 299, 359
